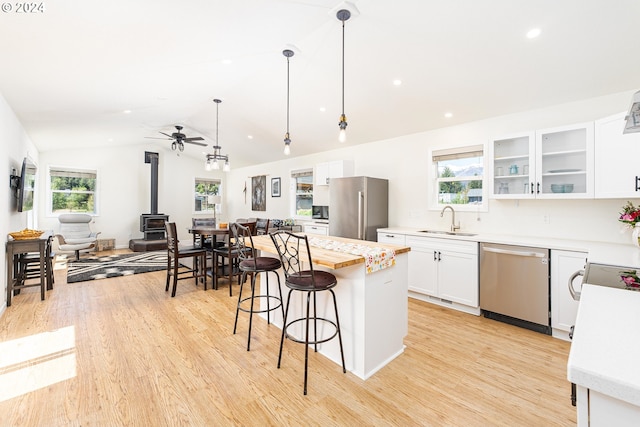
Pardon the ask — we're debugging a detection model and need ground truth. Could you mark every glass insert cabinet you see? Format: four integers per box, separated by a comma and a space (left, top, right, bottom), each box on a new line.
490, 122, 594, 199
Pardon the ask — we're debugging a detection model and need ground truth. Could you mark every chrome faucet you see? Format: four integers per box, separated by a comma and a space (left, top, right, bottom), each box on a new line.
440, 205, 460, 232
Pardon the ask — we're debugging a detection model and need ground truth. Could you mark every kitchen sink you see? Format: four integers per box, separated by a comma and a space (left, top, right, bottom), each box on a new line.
417, 230, 477, 237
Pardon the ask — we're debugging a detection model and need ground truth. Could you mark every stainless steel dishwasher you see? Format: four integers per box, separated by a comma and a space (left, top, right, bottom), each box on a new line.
479, 243, 551, 335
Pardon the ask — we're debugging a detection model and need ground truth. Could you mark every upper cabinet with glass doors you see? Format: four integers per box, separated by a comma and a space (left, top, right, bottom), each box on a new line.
490, 122, 594, 199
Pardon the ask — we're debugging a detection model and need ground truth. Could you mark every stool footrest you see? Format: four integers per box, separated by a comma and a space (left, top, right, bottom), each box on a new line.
283, 317, 340, 346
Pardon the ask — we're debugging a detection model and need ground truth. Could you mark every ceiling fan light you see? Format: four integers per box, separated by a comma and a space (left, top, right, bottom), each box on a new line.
171, 141, 177, 151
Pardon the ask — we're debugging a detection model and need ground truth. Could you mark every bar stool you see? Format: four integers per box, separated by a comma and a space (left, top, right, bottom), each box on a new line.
269, 230, 346, 395
230, 223, 284, 351
18, 235, 55, 291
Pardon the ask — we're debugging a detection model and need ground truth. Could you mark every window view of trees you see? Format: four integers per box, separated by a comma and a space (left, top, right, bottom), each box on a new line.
433, 148, 484, 207
50, 168, 97, 213
194, 179, 221, 212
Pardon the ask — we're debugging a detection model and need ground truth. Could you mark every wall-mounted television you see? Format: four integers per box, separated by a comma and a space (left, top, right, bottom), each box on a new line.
17, 157, 37, 212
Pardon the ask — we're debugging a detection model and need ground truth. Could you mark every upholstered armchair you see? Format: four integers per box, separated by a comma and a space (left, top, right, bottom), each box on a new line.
55, 214, 101, 260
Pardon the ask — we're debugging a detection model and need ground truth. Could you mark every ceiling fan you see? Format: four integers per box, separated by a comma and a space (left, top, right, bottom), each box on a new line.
147, 125, 207, 152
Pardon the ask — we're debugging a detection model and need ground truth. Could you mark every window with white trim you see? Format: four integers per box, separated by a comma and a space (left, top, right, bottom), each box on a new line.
194, 178, 222, 213
48, 166, 97, 215
430, 145, 486, 210
290, 169, 313, 219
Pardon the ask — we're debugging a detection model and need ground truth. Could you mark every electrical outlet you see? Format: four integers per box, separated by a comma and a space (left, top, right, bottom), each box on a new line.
543, 214, 550, 224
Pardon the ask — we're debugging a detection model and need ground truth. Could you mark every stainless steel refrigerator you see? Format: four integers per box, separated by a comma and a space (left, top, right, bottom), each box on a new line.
329, 176, 388, 241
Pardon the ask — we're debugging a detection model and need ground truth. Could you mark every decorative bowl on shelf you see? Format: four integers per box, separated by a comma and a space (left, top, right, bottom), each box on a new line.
9, 228, 44, 240
563, 184, 574, 193
550, 184, 564, 193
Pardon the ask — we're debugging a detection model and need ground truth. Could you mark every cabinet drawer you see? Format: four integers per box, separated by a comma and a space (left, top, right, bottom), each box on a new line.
377, 232, 406, 245
406, 236, 478, 255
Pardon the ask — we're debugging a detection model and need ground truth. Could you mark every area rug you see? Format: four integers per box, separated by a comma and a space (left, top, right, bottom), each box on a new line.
67, 251, 167, 283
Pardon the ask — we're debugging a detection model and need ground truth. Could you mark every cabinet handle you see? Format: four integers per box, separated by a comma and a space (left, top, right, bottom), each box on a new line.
536, 182, 540, 194
636, 176, 640, 192
433, 251, 437, 261
529, 182, 534, 194
437, 251, 441, 261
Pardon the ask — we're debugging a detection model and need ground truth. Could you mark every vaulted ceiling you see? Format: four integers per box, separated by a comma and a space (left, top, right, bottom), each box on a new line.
1, 0, 639, 168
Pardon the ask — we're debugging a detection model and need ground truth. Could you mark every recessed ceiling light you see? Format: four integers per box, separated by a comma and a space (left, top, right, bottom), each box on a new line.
108, 138, 114, 142
247, 135, 253, 139
319, 107, 326, 112
222, 59, 232, 65
393, 79, 402, 86
123, 109, 132, 114
526, 28, 541, 39
444, 112, 453, 118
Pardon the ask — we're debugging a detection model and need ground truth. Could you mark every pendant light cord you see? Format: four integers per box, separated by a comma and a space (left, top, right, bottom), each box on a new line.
341, 19, 345, 116
287, 55, 290, 133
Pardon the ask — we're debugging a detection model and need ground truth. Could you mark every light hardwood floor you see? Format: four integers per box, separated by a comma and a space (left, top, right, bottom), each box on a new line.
0, 251, 576, 426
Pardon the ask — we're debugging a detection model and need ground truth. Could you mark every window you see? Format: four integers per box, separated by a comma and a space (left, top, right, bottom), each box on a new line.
49, 166, 97, 215
291, 169, 313, 219
194, 178, 221, 213
430, 144, 486, 210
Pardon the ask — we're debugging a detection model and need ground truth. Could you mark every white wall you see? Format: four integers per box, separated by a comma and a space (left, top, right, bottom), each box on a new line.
227, 90, 640, 245
1, 93, 39, 310
38, 144, 225, 247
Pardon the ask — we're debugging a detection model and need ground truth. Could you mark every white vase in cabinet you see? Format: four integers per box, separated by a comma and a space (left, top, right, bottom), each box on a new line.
490, 122, 594, 199
406, 235, 479, 315
594, 111, 640, 198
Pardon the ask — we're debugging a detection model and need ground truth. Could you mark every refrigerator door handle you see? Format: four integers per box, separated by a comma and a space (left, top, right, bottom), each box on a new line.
358, 191, 365, 240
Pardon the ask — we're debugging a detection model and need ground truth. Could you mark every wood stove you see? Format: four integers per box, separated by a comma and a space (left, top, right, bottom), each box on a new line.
129, 151, 169, 252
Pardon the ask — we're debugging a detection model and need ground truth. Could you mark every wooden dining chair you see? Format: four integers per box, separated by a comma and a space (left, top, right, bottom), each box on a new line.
165, 222, 208, 297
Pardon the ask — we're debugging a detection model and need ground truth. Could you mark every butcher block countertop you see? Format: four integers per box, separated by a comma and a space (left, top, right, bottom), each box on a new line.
250, 234, 411, 270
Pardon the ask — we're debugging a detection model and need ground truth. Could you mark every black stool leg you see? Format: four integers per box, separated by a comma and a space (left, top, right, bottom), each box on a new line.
304, 290, 312, 395
278, 289, 294, 369
233, 271, 247, 335
246, 274, 257, 351
331, 289, 347, 373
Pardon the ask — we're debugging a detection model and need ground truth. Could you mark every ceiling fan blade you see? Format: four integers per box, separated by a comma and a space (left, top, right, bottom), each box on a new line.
145, 136, 172, 140
184, 136, 205, 142
185, 140, 208, 147
159, 132, 173, 138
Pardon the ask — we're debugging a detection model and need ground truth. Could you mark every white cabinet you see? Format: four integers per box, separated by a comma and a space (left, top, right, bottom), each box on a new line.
594, 112, 640, 198
377, 231, 406, 246
315, 160, 354, 185
490, 122, 594, 199
304, 223, 328, 235
406, 235, 479, 313
550, 249, 586, 341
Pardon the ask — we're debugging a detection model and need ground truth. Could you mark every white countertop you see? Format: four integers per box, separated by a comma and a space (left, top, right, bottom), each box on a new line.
378, 227, 640, 269
567, 284, 640, 407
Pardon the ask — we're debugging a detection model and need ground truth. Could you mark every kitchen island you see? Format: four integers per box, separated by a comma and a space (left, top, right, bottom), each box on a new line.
250, 234, 411, 380
568, 283, 640, 426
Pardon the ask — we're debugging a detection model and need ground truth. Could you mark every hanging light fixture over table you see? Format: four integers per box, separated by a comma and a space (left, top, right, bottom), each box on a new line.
205, 98, 231, 172
283, 49, 294, 155
337, 8, 351, 143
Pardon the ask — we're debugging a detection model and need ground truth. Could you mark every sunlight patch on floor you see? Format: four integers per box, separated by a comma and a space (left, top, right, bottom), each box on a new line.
0, 326, 76, 402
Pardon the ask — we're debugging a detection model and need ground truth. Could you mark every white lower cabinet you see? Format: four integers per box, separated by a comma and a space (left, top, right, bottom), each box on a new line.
406, 235, 479, 314
550, 249, 587, 341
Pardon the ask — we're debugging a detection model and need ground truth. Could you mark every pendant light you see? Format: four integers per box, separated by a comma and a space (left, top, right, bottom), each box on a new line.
205, 98, 231, 172
337, 9, 351, 143
283, 49, 294, 155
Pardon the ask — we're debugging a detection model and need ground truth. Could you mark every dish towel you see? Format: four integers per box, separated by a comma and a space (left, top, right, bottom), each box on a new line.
307, 237, 396, 274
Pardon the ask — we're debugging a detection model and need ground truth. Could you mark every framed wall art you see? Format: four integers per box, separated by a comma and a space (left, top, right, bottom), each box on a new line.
271, 177, 281, 197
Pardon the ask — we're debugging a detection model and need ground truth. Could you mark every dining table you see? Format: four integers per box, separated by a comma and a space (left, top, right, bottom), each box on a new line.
188, 225, 232, 289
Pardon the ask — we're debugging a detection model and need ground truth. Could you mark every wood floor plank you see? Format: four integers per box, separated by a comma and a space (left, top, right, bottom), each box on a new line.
0, 251, 576, 426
